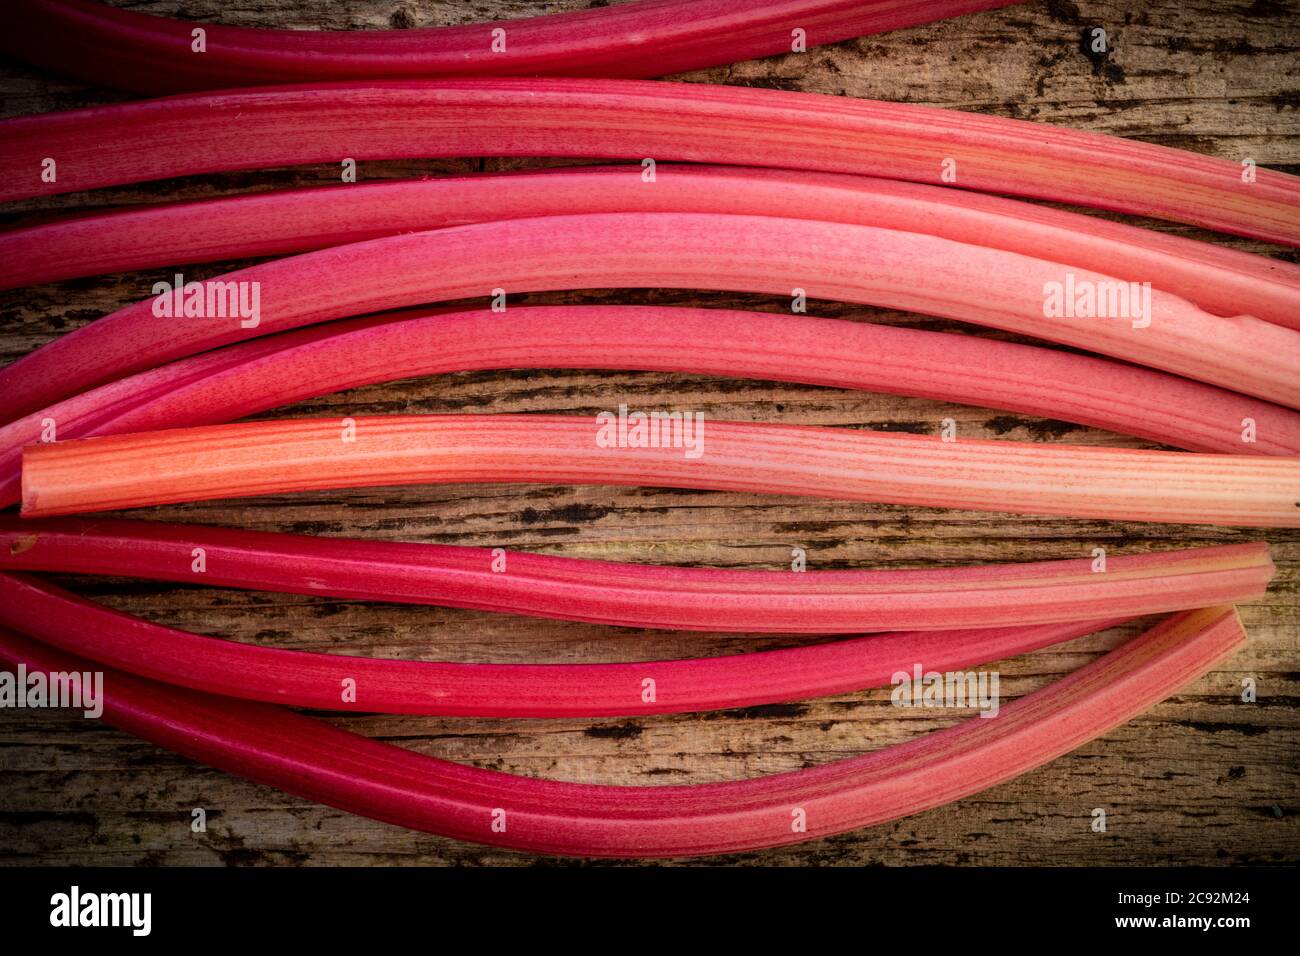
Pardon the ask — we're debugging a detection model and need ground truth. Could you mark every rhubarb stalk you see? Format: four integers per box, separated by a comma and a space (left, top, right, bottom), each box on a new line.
0, 518, 1274, 632
0, 571, 1128, 717
20, 415, 1300, 527
3, 213, 1297, 423
1, 79, 1293, 243
0, 0, 1021, 93
4, 166, 1296, 333
0, 606, 1247, 856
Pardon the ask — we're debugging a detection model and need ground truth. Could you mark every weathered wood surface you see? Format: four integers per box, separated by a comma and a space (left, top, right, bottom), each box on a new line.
0, 0, 1296, 866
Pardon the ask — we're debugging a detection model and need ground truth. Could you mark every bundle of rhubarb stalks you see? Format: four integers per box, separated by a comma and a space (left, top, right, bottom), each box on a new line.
0, 0, 1297, 860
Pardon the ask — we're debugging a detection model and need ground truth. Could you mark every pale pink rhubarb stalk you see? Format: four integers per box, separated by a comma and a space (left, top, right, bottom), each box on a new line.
0, 79, 1294, 243
3, 214, 1298, 424
20, 415, 1300, 527
0, 0, 1021, 94
2, 305, 1297, 511
5, 166, 1296, 332
0, 571, 1125, 716
0, 606, 1247, 856
0, 518, 1273, 633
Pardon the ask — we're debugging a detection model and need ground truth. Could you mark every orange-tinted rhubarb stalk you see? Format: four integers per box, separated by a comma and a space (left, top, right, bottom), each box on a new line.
20, 415, 1300, 527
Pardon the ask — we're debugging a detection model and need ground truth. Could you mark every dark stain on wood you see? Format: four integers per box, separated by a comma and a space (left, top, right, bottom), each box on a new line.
583, 722, 645, 740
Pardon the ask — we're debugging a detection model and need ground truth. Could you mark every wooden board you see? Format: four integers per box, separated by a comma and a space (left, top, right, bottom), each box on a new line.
0, 0, 1297, 867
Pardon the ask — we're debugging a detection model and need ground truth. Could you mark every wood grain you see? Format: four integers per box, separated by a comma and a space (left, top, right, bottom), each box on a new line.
0, 0, 1296, 866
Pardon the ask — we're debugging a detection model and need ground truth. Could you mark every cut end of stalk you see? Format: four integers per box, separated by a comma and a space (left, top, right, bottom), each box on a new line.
19, 449, 40, 516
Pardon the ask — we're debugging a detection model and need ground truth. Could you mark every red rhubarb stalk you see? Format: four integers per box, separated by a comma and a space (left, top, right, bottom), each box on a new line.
0, 571, 1126, 717
1, 79, 1293, 243
20, 415, 1300, 527
5, 166, 1296, 332
0, 606, 1247, 856
0, 518, 1273, 633
0, 0, 1021, 94
3, 213, 1297, 423
2, 305, 1296, 511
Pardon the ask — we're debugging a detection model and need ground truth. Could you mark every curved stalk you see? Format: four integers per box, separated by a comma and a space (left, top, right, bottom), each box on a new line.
0, 571, 1126, 716
1, 79, 1294, 243
0, 518, 1273, 632
4, 166, 1295, 333
0, 0, 1019, 93
3, 213, 1297, 424
0, 606, 1247, 857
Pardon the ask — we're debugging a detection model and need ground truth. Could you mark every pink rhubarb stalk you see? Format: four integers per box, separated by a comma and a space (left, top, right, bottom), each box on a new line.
0, 79, 1294, 243
4, 166, 1296, 332
3, 213, 1297, 424
2, 305, 1297, 511
20, 415, 1300, 527
0, 571, 1124, 716
0, 606, 1248, 856
0, 0, 1021, 93
0, 518, 1273, 633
